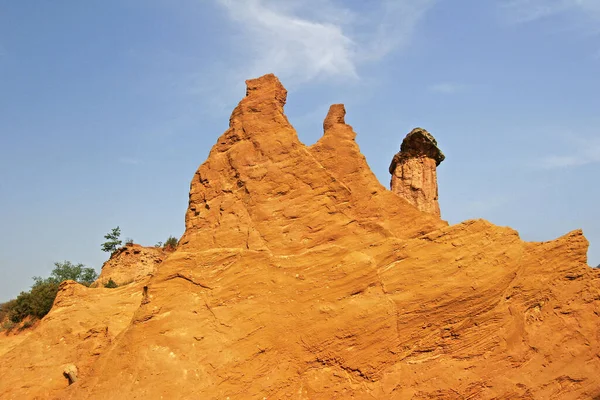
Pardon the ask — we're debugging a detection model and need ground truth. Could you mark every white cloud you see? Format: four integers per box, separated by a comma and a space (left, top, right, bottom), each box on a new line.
539, 136, 600, 169
500, 0, 600, 58
428, 82, 467, 94
216, 0, 436, 85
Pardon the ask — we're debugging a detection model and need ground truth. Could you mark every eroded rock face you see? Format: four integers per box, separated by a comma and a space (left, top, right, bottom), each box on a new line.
93, 244, 166, 287
0, 280, 143, 399
389, 128, 445, 217
181, 74, 442, 253
1, 74, 599, 400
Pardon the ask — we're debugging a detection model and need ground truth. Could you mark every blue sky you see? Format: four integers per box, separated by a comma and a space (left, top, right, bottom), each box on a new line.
1, 0, 599, 301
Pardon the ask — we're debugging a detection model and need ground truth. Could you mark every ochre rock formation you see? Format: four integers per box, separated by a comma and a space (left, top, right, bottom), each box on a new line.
93, 243, 166, 287
0, 280, 143, 398
389, 128, 445, 217
0, 74, 599, 399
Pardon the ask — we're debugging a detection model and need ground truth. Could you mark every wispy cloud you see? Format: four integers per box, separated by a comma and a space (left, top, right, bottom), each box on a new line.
215, 0, 436, 85
500, 0, 575, 23
539, 136, 600, 169
428, 82, 467, 94
500, 0, 600, 28
499, 0, 600, 59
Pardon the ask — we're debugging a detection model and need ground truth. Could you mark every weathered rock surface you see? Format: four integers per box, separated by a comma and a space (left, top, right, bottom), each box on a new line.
93, 244, 166, 287
0, 74, 599, 399
0, 280, 143, 399
389, 128, 445, 217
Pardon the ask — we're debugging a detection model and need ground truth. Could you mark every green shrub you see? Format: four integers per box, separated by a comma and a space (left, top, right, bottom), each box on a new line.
9, 291, 32, 323
28, 281, 60, 319
20, 320, 33, 330
0, 320, 15, 332
104, 279, 118, 288
9, 281, 60, 322
34, 261, 98, 287
0, 300, 16, 322
7, 261, 97, 323
164, 236, 178, 250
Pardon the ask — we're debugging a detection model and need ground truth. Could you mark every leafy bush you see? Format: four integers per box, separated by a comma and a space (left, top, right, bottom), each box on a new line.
20, 320, 33, 330
125, 238, 134, 246
164, 236, 178, 250
6, 261, 98, 323
9, 291, 33, 323
0, 300, 16, 322
34, 261, 97, 287
28, 281, 60, 319
101, 226, 122, 253
9, 281, 60, 322
0, 320, 15, 332
104, 279, 118, 288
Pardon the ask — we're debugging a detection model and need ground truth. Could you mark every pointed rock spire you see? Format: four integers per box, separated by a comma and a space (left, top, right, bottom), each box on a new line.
322, 104, 355, 140
323, 104, 346, 131
244, 73, 287, 108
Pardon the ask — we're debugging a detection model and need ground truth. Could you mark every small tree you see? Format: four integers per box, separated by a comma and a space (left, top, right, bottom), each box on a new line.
34, 261, 98, 287
104, 278, 118, 288
101, 226, 122, 253
164, 236, 178, 250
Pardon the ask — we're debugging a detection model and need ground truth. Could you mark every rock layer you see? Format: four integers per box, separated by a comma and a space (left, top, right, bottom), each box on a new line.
389, 128, 445, 217
0, 74, 599, 400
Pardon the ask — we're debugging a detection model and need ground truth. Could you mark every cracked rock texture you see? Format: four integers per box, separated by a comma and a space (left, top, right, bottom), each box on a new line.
93, 244, 167, 287
390, 128, 445, 217
1, 74, 599, 399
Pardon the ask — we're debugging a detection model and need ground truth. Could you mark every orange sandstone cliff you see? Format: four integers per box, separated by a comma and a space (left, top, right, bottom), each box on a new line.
0, 74, 599, 400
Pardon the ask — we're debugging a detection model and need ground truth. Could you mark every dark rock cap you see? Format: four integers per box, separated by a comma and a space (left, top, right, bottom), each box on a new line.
389, 128, 445, 174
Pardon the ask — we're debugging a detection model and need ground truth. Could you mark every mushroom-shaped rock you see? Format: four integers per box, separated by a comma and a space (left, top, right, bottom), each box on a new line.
389, 128, 445, 217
